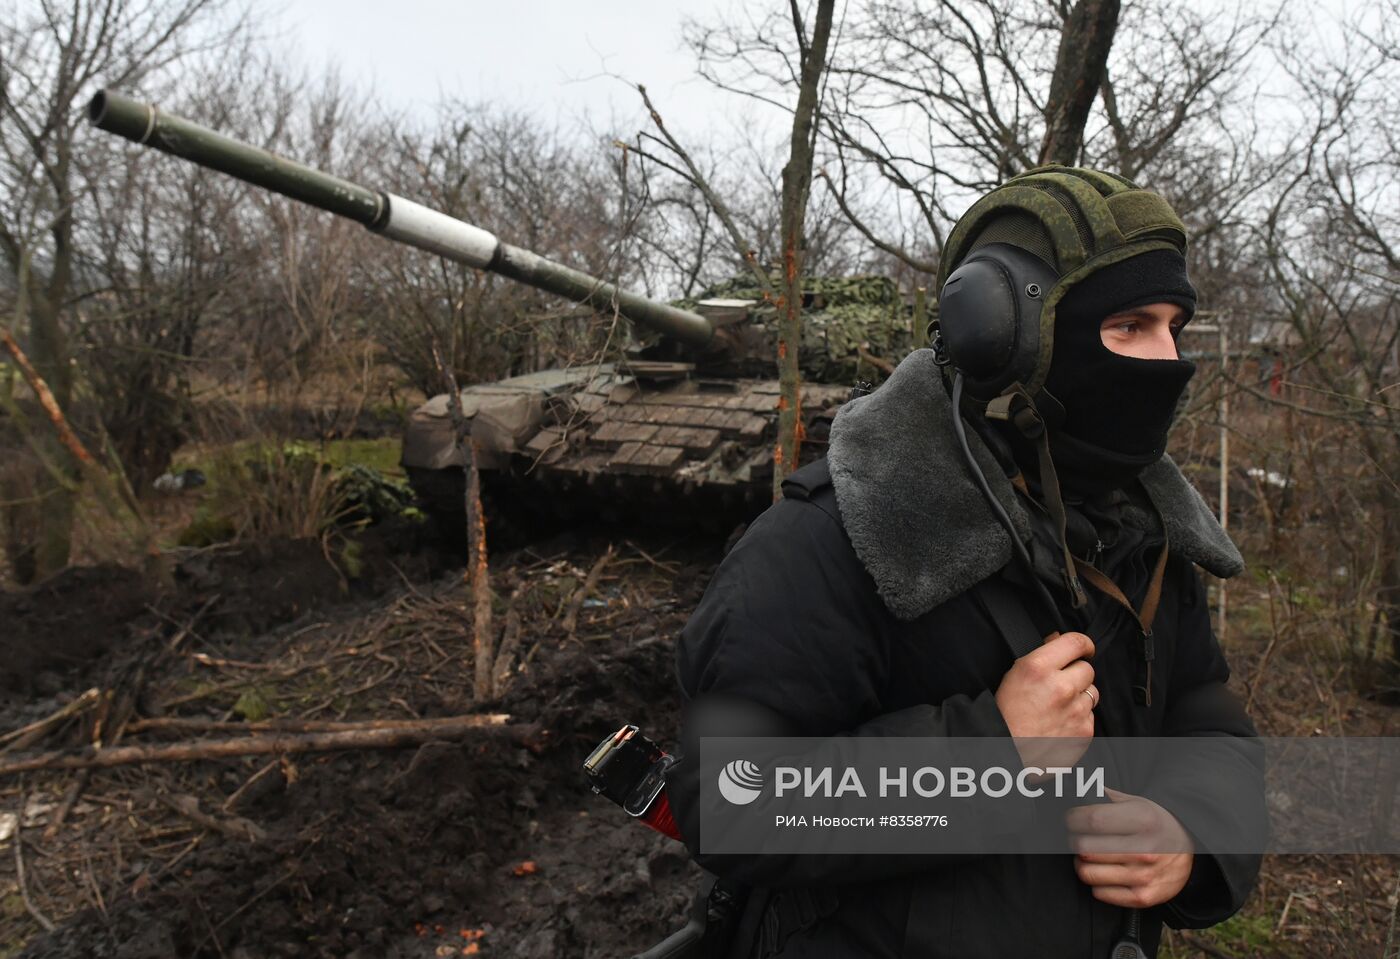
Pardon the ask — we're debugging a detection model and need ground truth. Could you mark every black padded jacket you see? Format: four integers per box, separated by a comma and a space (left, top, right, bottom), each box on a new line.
665, 460, 1262, 959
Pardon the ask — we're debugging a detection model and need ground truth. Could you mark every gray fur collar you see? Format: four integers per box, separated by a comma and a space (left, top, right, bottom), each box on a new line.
826, 349, 1244, 622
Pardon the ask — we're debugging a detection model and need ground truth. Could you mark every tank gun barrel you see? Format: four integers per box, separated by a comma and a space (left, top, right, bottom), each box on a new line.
87, 89, 713, 348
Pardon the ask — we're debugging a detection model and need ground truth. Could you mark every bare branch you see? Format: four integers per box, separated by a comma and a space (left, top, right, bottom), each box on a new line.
635, 82, 774, 294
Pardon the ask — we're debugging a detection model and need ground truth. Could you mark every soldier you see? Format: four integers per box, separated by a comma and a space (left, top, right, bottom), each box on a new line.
666, 166, 1262, 958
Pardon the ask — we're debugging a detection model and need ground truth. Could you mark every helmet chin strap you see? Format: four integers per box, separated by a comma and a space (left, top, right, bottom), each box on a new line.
951, 376, 1064, 629
983, 384, 1088, 611
954, 373, 1156, 957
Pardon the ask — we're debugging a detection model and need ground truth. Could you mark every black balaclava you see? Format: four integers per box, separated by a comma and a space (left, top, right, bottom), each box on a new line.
1040, 249, 1198, 494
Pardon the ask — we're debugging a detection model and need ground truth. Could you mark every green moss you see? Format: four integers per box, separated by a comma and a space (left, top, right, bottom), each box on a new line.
332, 464, 416, 526
321, 438, 404, 477
338, 538, 365, 580
1, 893, 24, 919
234, 686, 275, 722
167, 676, 219, 700
177, 508, 237, 547
1, 892, 32, 958
174, 437, 402, 483
1195, 912, 1291, 958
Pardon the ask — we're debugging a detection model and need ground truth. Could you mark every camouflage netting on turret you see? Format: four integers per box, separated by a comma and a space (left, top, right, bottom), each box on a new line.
675, 274, 914, 383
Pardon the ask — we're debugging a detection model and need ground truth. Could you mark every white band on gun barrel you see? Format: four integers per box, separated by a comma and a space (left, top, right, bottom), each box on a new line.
376, 193, 498, 269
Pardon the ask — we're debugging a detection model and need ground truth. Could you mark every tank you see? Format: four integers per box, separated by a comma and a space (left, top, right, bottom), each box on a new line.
88, 90, 918, 531
402, 275, 910, 530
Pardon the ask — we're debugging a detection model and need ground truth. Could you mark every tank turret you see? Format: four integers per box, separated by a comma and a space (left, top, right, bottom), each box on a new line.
88, 89, 914, 531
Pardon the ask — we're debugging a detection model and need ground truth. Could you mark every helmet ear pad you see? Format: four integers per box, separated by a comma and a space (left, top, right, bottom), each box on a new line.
937, 243, 1060, 400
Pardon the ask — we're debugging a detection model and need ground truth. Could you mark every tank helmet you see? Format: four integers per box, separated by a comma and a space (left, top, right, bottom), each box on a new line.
935, 165, 1189, 402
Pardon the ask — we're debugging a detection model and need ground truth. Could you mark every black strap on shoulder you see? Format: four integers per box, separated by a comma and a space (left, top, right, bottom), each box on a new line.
780, 458, 845, 528
779, 458, 833, 502
975, 574, 1044, 660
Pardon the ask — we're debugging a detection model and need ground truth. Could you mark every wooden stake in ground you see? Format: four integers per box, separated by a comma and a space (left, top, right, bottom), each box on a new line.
464, 430, 493, 699
430, 342, 495, 700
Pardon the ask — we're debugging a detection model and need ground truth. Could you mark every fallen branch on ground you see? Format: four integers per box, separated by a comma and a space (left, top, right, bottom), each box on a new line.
43, 769, 90, 840
124, 714, 507, 735
222, 759, 283, 813
493, 582, 528, 692
561, 545, 614, 638
13, 789, 55, 931
158, 792, 268, 843
0, 714, 540, 776
0, 688, 101, 753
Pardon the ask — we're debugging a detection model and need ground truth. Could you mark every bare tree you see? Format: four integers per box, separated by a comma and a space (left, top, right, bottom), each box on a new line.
1038, 0, 1120, 166
1253, 7, 1400, 676
774, 0, 838, 495
814, 0, 1058, 267
77, 37, 274, 491
366, 101, 638, 396
618, 119, 864, 295
624, 3, 847, 494
0, 0, 238, 581
778, 0, 1280, 278
1090, 2, 1278, 180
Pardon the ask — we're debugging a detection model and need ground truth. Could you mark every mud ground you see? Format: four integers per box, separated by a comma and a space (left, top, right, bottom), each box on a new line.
1, 521, 715, 958
3, 517, 1399, 958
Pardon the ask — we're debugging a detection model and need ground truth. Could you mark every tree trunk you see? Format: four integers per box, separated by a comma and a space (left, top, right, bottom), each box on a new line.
774, 0, 838, 499
34, 167, 81, 577
2, 327, 150, 584
1380, 473, 1400, 678
1038, 0, 1122, 168
3, 279, 78, 582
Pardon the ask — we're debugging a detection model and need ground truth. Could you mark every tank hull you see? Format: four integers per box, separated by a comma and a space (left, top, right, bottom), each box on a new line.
400, 362, 850, 532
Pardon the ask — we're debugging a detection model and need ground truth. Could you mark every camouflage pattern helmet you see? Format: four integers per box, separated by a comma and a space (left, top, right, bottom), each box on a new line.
936, 165, 1189, 396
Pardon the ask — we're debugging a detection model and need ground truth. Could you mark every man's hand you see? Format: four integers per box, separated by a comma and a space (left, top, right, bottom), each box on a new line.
995, 631, 1096, 768
1066, 787, 1194, 909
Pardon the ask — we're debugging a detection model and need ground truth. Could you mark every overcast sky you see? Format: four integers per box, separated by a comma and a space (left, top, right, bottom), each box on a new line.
273, 0, 1364, 159
280, 0, 754, 142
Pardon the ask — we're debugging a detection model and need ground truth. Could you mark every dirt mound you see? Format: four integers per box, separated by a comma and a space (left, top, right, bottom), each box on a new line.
1, 521, 442, 700
0, 564, 152, 694
7, 535, 718, 958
